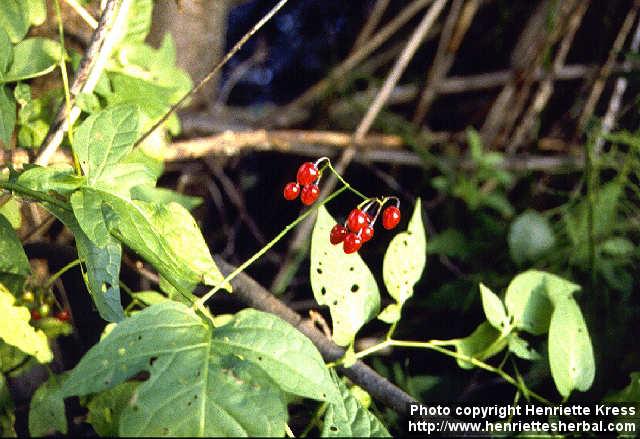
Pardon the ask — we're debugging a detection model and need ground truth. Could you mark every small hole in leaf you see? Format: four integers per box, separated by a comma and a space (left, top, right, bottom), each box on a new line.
258, 356, 263, 361
332, 300, 338, 306
137, 335, 142, 341
132, 405, 139, 412
195, 370, 201, 377
403, 240, 408, 246
317, 268, 323, 274
188, 401, 192, 406
322, 393, 326, 398
407, 231, 413, 235
162, 427, 169, 434
319, 261, 322, 266
349, 267, 354, 271
149, 356, 158, 366
330, 426, 338, 432
321, 287, 327, 295
577, 328, 583, 333
194, 395, 198, 400
351, 284, 359, 292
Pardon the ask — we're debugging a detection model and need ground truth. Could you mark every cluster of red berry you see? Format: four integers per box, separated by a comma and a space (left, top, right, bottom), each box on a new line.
283, 161, 321, 205
21, 291, 71, 322
330, 202, 401, 254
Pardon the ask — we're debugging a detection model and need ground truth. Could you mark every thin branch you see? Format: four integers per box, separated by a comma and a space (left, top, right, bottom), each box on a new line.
133, 0, 291, 148
63, 0, 98, 29
351, 0, 391, 52
36, 0, 131, 166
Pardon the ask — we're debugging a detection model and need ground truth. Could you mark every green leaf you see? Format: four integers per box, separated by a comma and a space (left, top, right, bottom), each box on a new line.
310, 206, 380, 346
0, 198, 21, 229
17, 164, 84, 196
377, 303, 401, 324
97, 191, 229, 295
122, 0, 153, 42
71, 189, 111, 247
130, 291, 168, 306
600, 237, 635, 257
0, 284, 52, 363
211, 308, 339, 403
0, 373, 15, 437
0, 214, 30, 278
382, 199, 426, 315
62, 303, 316, 436
507, 334, 541, 361
479, 283, 509, 332
131, 186, 203, 210
605, 372, 640, 402
87, 382, 138, 437
504, 270, 554, 335
0, 86, 16, 146
508, 211, 555, 265
548, 298, 595, 398
74, 105, 140, 185
24, 0, 46, 26
28, 374, 68, 436
453, 322, 507, 369
322, 371, 390, 437
35, 317, 73, 339
0, 0, 28, 43
45, 206, 124, 322
427, 228, 470, 259
0, 28, 12, 74
5, 38, 63, 82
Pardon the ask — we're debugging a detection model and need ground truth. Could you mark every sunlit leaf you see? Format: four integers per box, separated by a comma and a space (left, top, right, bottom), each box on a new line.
0, 86, 16, 146
453, 322, 507, 369
28, 374, 67, 436
508, 211, 555, 265
479, 283, 509, 332
5, 38, 64, 82
507, 334, 541, 361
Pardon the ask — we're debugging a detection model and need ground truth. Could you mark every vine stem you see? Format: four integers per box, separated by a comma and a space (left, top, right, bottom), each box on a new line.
44, 258, 81, 290
352, 338, 552, 405
196, 185, 352, 308
0, 182, 71, 212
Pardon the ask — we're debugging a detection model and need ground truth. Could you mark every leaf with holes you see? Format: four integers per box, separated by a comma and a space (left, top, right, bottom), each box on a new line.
74, 105, 140, 185
310, 206, 380, 346
381, 199, 426, 321
87, 382, 139, 437
71, 188, 111, 247
28, 373, 67, 436
479, 283, 509, 332
507, 334, 540, 361
322, 371, 390, 437
62, 303, 337, 436
548, 297, 595, 398
0, 284, 52, 363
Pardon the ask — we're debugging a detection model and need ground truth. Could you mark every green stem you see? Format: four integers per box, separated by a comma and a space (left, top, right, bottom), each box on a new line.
44, 258, 81, 290
301, 402, 328, 437
0, 182, 72, 212
325, 162, 368, 200
196, 186, 350, 308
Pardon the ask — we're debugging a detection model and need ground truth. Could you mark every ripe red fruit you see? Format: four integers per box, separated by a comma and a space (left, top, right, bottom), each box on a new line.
347, 209, 368, 232
382, 206, 401, 229
56, 310, 70, 321
31, 309, 41, 320
361, 225, 374, 243
330, 224, 348, 244
296, 162, 319, 185
300, 184, 320, 205
343, 233, 362, 254
283, 182, 300, 200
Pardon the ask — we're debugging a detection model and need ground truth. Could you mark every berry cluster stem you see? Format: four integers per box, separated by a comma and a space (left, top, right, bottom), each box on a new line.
196, 185, 351, 308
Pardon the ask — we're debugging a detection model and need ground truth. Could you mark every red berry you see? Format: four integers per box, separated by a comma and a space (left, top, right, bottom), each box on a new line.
300, 184, 320, 205
31, 309, 41, 320
56, 310, 70, 321
343, 233, 362, 254
382, 206, 401, 229
283, 182, 300, 200
361, 225, 374, 243
330, 224, 348, 244
296, 162, 319, 185
347, 209, 368, 232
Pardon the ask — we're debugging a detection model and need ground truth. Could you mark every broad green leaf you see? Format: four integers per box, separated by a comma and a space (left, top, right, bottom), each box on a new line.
0, 214, 30, 278
377, 303, 401, 324
507, 334, 541, 361
504, 270, 554, 335
0, 86, 16, 146
35, 317, 73, 339
74, 105, 140, 185
541, 272, 580, 306
322, 371, 390, 437
211, 308, 339, 403
548, 298, 595, 398
122, 0, 153, 42
0, 28, 12, 74
0, 284, 52, 363
0, 197, 21, 229
479, 283, 509, 332
453, 322, 507, 369
28, 374, 68, 436
0, 341, 28, 373
71, 189, 110, 247
93, 163, 157, 198
17, 164, 84, 196
24, 0, 46, 26
87, 382, 139, 437
0, 373, 15, 437
310, 206, 380, 346
62, 303, 326, 436
508, 211, 555, 265
600, 237, 634, 257
382, 199, 426, 313
0, 0, 28, 43
131, 186, 203, 211
96, 191, 229, 295
45, 206, 124, 322
5, 38, 63, 82
427, 228, 470, 259
130, 291, 168, 306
